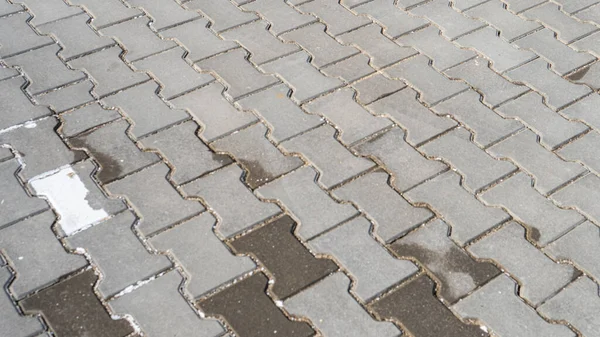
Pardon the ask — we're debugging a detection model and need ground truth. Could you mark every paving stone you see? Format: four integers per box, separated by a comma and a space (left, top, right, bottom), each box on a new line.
391, 219, 501, 303
127, 0, 198, 31
452, 0, 490, 11
454, 274, 575, 336
340, 0, 372, 8
34, 79, 95, 113
0, 64, 19, 81
481, 172, 584, 245
332, 170, 433, 243
171, 82, 257, 141
236, 84, 323, 143
159, 19, 238, 62
385, 55, 469, 106
353, 0, 428, 38
0, 210, 87, 299
0, 12, 52, 58
69, 0, 143, 29
304, 88, 391, 145
221, 20, 299, 65
464, 0, 541, 41
523, 2, 598, 44
20, 269, 134, 337
280, 125, 374, 188
260, 51, 342, 103
132, 47, 215, 99
567, 62, 600, 90
199, 272, 315, 337
514, 29, 596, 76
230, 215, 338, 299
0, 267, 43, 337
256, 166, 357, 240
489, 130, 587, 195
150, 212, 255, 297
469, 222, 579, 305
69, 46, 149, 97
102, 81, 189, 138
496, 92, 588, 149
560, 93, 600, 130
60, 103, 121, 137
355, 127, 447, 191
456, 27, 537, 73
0, 1, 22, 16
502, 0, 550, 13
5, 44, 85, 95
242, 0, 316, 35
405, 171, 509, 244
100, 16, 176, 62
371, 274, 489, 337
41, 13, 114, 61
571, 31, 600, 58
337, 24, 418, 69
197, 49, 278, 99
106, 163, 205, 235
298, 0, 371, 36
321, 53, 376, 83
444, 57, 530, 107
0, 76, 50, 130
554, 0, 600, 13
139, 120, 231, 185
421, 127, 517, 192
538, 276, 600, 336
396, 26, 476, 71
410, 0, 485, 39
365, 88, 456, 145
285, 272, 401, 337
69, 119, 160, 183
575, 3, 600, 23
20, 0, 82, 26
558, 130, 600, 174
182, 164, 280, 237
552, 174, 600, 225
352, 74, 407, 105
110, 270, 225, 336
29, 160, 126, 236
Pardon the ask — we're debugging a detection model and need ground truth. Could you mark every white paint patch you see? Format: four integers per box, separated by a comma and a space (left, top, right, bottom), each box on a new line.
30, 165, 109, 235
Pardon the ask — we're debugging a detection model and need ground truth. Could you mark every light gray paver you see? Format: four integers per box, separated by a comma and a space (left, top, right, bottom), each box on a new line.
0, 77, 50, 130
352, 0, 428, 38
522, 2, 598, 44
560, 93, 600, 130
465, 0, 541, 41
352, 74, 407, 105
575, 2, 600, 23
545, 221, 600, 281
552, 174, 600, 225
185, 0, 258, 33
0, 12, 52, 58
0, 1, 22, 16
571, 31, 600, 58
321, 53, 375, 83
503, 0, 547, 13
0, 267, 43, 337
68, 0, 143, 29
410, 0, 485, 39
298, 0, 371, 36
242, 0, 316, 35
33, 80, 95, 113
20, 0, 82, 26
127, 0, 198, 31
558, 131, 600, 174
553, 0, 600, 13
452, 0, 489, 11
0, 159, 48, 228
567, 62, 600, 90
59, 103, 121, 138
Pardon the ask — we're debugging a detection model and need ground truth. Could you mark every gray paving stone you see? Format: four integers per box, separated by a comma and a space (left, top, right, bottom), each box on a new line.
41, 13, 114, 61
242, 0, 316, 35
481, 172, 584, 245
452, 0, 489, 11
333, 170, 432, 242
298, 0, 371, 36
352, 74, 407, 105
139, 120, 231, 185
197, 48, 278, 99
69, 0, 143, 29
171, 82, 257, 141
514, 29, 596, 76
571, 31, 600, 58
355, 127, 447, 191
337, 24, 418, 69
0, 147, 13, 162
0, 12, 52, 58
256, 166, 357, 240
495, 92, 588, 149
405, 171, 510, 245
69, 119, 160, 183
211, 122, 303, 188
552, 174, 600, 224
0, 1, 22, 16
133, 47, 215, 99
5, 44, 85, 95
59, 103, 121, 137
221, 20, 299, 65
0, 159, 48, 228
185, 0, 258, 33
560, 93, 600, 130
182, 164, 281, 238
444, 58, 530, 107
575, 2, 600, 23
150, 212, 255, 297
421, 127, 517, 191
452, 274, 575, 337
127, 0, 198, 31
523, 2, 598, 44
66, 211, 171, 296
464, 0, 541, 41
410, 0, 485, 39
353, 0, 428, 38
0, 267, 44, 337
103, 81, 189, 138
0, 76, 50, 130
236, 84, 323, 143
0, 210, 87, 299
385, 55, 469, 106
554, 0, 600, 13
396, 26, 476, 71
159, 19, 238, 62
260, 51, 342, 103
69, 46, 149, 97
33, 79, 95, 113
20, 0, 82, 26
468, 222, 578, 305
321, 53, 375, 83
280, 125, 374, 188
340, 0, 372, 8
0, 64, 19, 81
567, 62, 600, 90
558, 131, 600, 174
456, 27, 537, 73
488, 130, 587, 195
502, 0, 550, 13
109, 270, 225, 336
285, 272, 402, 337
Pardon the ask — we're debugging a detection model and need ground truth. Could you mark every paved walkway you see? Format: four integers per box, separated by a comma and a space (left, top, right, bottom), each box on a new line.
2, 0, 600, 336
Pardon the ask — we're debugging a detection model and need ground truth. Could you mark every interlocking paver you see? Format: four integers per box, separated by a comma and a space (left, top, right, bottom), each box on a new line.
0, 12, 52, 58
503, 0, 546, 13
0, 64, 19, 81
242, 0, 316, 35
571, 31, 600, 58
298, 0, 371, 36
352, 0, 428, 38
410, 0, 485, 39
554, 0, 600, 13
185, 0, 258, 33
558, 130, 600, 174
127, 0, 198, 31
551, 174, 600, 224
575, 2, 600, 23
545, 221, 600, 281
319, 53, 375, 83
33, 79, 95, 113
19, 0, 82, 26
464, 0, 541, 41
0, 77, 50, 130
0, 267, 43, 337
523, 2, 598, 43
59, 102, 121, 137
352, 74, 407, 105
452, 0, 489, 11
560, 93, 600, 130
0, 1, 22, 16
68, 0, 142, 29
567, 62, 600, 89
